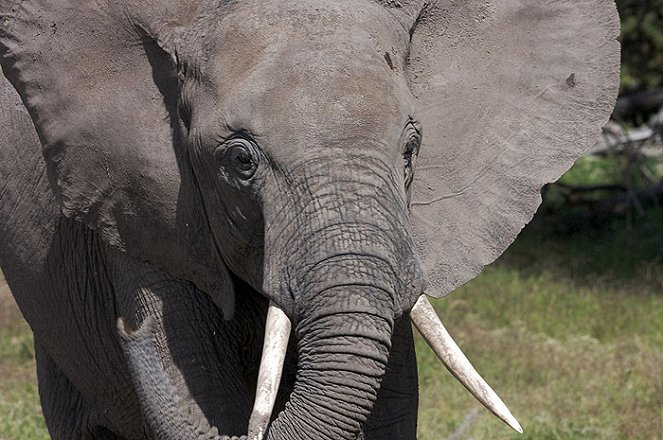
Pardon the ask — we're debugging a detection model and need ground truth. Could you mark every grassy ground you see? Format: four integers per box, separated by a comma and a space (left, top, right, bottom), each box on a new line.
1, 204, 662, 439
418, 205, 663, 439
0, 271, 48, 440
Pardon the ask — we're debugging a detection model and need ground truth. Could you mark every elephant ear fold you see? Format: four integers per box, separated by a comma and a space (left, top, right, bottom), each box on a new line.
0, 1, 236, 315
0, 0, 183, 245
407, 0, 620, 296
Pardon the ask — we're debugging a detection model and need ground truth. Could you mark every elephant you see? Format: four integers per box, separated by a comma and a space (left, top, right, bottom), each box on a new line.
0, 0, 620, 439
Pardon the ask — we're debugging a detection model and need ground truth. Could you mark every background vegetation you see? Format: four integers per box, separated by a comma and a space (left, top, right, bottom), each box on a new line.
1, 1, 663, 439
617, 0, 663, 95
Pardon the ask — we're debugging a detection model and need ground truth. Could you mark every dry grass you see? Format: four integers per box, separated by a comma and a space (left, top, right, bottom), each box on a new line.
416, 205, 663, 439
417, 272, 663, 439
0, 271, 48, 440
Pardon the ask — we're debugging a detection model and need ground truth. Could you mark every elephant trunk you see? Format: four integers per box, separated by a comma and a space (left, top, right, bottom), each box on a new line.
117, 159, 425, 439
118, 261, 411, 439
118, 283, 396, 440
117, 317, 238, 440
258, 160, 425, 438
265, 283, 395, 439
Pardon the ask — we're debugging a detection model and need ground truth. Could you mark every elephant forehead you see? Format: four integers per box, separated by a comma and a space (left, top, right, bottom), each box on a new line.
200, 0, 414, 156
227, 54, 409, 140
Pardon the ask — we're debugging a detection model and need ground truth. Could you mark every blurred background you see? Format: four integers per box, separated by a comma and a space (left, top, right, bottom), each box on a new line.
1, 1, 662, 439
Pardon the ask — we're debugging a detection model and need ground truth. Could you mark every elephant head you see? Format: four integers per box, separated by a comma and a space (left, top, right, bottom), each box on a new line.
0, 0, 620, 438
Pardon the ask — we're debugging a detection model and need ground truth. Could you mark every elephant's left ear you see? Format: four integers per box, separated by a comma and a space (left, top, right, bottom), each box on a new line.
0, 1, 236, 315
402, 0, 620, 296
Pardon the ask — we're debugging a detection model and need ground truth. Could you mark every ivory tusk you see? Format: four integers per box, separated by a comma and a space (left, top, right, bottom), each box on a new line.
411, 295, 523, 434
247, 302, 292, 440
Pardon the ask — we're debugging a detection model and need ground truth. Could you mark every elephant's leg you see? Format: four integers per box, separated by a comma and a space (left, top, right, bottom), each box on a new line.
109, 251, 254, 436
35, 340, 125, 440
363, 315, 419, 440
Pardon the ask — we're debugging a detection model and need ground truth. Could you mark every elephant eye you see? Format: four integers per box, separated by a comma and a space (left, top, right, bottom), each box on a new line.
403, 132, 420, 189
217, 138, 259, 181
231, 145, 254, 170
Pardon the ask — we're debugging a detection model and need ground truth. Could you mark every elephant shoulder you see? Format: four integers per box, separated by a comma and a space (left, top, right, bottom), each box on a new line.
0, 75, 60, 289
0, 74, 44, 168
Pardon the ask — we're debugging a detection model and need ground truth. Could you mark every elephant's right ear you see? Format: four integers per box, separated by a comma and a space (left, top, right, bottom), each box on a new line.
403, 0, 620, 297
0, 0, 236, 316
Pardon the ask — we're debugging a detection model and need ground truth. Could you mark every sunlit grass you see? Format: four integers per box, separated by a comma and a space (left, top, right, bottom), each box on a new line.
418, 272, 663, 439
0, 379, 47, 440
0, 270, 48, 440
417, 205, 663, 439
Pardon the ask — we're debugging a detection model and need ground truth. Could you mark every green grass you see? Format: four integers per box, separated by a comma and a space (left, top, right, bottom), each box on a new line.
0, 270, 49, 440
1, 203, 662, 439
416, 206, 663, 439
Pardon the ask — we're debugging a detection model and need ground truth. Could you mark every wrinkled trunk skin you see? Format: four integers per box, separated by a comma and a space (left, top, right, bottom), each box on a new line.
267, 285, 394, 439
120, 264, 412, 439
259, 156, 425, 439
120, 288, 395, 440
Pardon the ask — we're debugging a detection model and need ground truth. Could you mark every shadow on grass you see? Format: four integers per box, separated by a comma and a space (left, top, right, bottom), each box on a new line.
499, 203, 663, 294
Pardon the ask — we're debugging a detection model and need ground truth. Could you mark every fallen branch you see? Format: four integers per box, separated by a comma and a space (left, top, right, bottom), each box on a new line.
555, 182, 627, 194
612, 87, 663, 118
592, 181, 663, 217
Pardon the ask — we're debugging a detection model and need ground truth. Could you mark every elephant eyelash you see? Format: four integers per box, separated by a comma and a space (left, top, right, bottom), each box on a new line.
403, 126, 421, 190
404, 159, 415, 190
177, 97, 193, 131
403, 131, 421, 165
404, 145, 418, 165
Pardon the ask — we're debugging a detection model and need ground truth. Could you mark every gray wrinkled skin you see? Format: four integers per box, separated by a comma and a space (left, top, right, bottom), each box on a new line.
0, 0, 619, 439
